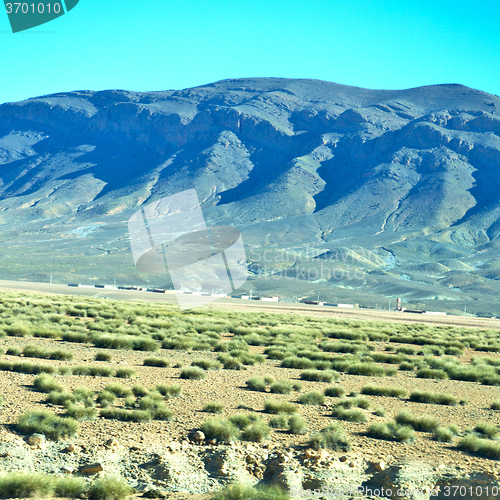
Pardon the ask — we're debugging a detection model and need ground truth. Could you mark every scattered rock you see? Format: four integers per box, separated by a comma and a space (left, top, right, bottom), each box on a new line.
143, 488, 168, 499
63, 444, 78, 453
79, 463, 104, 474
304, 449, 317, 459
373, 460, 386, 471
192, 431, 205, 442
27, 433, 46, 450
106, 438, 119, 447
62, 466, 74, 474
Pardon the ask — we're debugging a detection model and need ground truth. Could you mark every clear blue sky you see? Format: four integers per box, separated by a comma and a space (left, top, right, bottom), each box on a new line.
1, 0, 499, 104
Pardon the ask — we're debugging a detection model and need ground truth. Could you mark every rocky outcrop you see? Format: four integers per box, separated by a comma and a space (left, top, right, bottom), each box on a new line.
0, 436, 498, 498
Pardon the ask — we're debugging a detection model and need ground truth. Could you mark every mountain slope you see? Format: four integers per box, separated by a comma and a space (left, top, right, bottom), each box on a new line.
0, 78, 499, 314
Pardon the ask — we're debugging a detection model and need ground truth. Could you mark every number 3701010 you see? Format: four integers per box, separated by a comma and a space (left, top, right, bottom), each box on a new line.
5, 3, 62, 14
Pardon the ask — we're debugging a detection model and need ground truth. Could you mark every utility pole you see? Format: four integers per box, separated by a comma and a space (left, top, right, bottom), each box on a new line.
50, 274, 52, 285
389, 299, 391, 311
464, 306, 467, 316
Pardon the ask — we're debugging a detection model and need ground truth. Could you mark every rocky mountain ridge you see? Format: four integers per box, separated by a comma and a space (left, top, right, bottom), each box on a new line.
0, 78, 499, 313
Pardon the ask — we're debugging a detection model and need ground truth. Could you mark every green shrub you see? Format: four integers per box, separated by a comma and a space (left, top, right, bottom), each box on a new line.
96, 391, 116, 407
17, 410, 79, 440
399, 362, 415, 371
201, 418, 239, 442
143, 357, 169, 367
475, 422, 500, 440
62, 332, 90, 343
71, 365, 114, 377
367, 421, 416, 443
54, 476, 87, 498
246, 376, 267, 392
0, 472, 55, 498
292, 382, 303, 392
191, 358, 221, 370
105, 383, 132, 398
46, 389, 75, 406
241, 420, 271, 442
93, 335, 133, 350
132, 385, 148, 398
395, 411, 441, 432
299, 391, 325, 406
100, 408, 152, 423
346, 363, 386, 377
95, 352, 112, 362
308, 424, 351, 451
155, 384, 182, 398
435, 425, 459, 443
115, 367, 136, 379
212, 484, 289, 500
287, 414, 307, 435
333, 397, 370, 410
150, 404, 175, 421
203, 402, 224, 414
481, 374, 500, 386
72, 387, 95, 407
133, 338, 159, 351
457, 435, 500, 460
214, 354, 245, 370
269, 414, 290, 429
137, 393, 163, 410
374, 407, 386, 417
181, 367, 206, 380
88, 476, 135, 500
5, 347, 21, 356
360, 385, 407, 398
270, 380, 294, 395
491, 400, 500, 411
332, 407, 367, 423
281, 356, 315, 369
264, 400, 297, 414
324, 385, 346, 398
33, 373, 64, 393
65, 404, 98, 421
300, 370, 339, 383
416, 368, 449, 380
228, 413, 258, 430
409, 391, 458, 406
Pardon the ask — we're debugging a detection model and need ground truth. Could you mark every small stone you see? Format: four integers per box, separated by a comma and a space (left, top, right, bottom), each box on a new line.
304, 449, 317, 459
318, 450, 330, 461
208, 439, 217, 445
62, 466, 74, 474
27, 433, 46, 450
191, 431, 205, 442
373, 461, 386, 471
349, 462, 356, 468
143, 489, 167, 499
339, 455, 348, 462
106, 439, 119, 447
79, 463, 104, 474
64, 444, 78, 453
